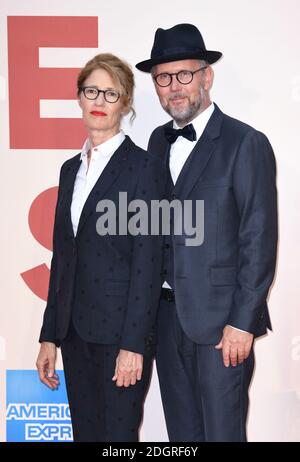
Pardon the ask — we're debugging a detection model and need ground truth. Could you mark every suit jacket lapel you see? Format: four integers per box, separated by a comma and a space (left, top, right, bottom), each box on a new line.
59, 155, 81, 239
75, 135, 132, 237
173, 104, 224, 199
173, 133, 215, 199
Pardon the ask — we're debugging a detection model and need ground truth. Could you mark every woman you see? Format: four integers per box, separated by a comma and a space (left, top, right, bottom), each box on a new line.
36, 53, 165, 442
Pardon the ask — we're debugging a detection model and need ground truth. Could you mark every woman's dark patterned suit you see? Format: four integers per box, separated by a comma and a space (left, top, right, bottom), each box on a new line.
39, 135, 166, 441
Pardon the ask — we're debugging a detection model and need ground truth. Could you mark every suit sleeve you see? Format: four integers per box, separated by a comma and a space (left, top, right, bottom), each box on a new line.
227, 129, 278, 333
119, 155, 166, 354
38, 164, 66, 347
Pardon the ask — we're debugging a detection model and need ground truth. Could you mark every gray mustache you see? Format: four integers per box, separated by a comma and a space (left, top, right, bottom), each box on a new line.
168, 93, 187, 101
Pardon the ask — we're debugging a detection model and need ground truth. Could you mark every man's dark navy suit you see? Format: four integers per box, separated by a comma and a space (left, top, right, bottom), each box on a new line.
148, 104, 278, 442
39, 135, 166, 441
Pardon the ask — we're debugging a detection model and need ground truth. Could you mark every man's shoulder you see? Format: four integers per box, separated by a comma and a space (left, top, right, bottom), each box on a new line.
218, 107, 267, 142
223, 112, 255, 133
218, 108, 273, 155
150, 120, 172, 137
125, 136, 165, 171
148, 121, 172, 152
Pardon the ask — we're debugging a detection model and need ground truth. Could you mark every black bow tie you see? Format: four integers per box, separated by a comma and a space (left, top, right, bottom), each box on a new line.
164, 123, 197, 144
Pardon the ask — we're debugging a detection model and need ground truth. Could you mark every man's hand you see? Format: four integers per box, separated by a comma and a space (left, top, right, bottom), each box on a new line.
112, 349, 143, 387
36, 342, 59, 390
215, 325, 254, 367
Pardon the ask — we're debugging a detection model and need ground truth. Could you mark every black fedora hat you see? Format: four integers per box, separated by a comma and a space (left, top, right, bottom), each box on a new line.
136, 23, 222, 73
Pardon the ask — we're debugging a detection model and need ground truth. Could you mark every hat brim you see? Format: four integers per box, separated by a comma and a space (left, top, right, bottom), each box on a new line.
136, 50, 222, 73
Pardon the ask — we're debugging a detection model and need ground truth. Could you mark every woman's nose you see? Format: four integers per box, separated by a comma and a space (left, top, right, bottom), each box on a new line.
94, 91, 106, 105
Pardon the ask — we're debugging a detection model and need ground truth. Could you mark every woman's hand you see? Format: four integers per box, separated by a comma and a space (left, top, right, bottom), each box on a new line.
36, 342, 59, 390
112, 349, 143, 387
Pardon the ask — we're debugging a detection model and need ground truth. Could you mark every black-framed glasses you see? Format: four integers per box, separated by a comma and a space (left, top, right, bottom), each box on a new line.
153, 66, 208, 87
80, 86, 121, 103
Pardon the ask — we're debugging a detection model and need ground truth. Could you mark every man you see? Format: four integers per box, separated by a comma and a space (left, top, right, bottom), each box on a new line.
136, 23, 278, 442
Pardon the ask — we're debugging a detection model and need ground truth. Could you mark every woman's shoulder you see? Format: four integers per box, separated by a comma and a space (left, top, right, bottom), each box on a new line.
60, 152, 81, 171
57, 153, 81, 183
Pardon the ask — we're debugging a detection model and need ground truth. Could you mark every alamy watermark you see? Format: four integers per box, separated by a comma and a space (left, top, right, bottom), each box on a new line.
95, 192, 204, 247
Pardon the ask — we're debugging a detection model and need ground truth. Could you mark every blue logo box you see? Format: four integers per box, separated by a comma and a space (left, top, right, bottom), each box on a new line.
6, 370, 73, 442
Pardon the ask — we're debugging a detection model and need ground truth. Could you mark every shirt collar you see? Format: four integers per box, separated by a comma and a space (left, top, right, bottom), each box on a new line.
80, 130, 126, 161
173, 102, 215, 140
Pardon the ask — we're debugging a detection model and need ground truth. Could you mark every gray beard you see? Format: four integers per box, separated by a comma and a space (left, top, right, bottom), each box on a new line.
163, 93, 203, 126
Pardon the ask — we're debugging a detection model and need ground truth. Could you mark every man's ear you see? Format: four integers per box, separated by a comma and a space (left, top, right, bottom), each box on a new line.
204, 66, 214, 91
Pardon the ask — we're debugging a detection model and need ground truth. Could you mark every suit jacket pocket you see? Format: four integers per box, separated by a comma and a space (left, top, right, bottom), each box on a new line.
105, 279, 130, 296
210, 266, 237, 286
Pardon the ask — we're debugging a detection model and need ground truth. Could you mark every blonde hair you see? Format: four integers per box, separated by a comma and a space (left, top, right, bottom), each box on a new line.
77, 53, 136, 121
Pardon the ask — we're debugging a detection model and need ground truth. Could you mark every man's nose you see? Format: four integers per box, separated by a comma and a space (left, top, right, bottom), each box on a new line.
169, 74, 182, 92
